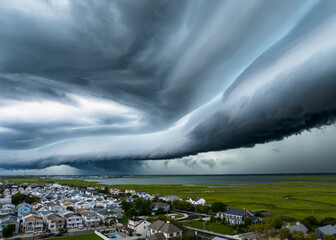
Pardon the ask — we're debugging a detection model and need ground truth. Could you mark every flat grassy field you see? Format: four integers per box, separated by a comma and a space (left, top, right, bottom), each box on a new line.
182, 220, 237, 235
109, 182, 336, 220
48, 233, 102, 240
4, 176, 336, 220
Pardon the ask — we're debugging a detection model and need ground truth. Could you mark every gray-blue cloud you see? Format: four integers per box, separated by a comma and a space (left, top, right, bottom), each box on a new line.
0, 0, 336, 172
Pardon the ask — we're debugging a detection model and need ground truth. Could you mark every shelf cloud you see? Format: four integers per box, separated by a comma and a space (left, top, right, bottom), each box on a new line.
0, 0, 336, 173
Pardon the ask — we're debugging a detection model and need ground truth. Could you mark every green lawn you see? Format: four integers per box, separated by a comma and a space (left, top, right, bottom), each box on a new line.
182, 220, 237, 235
173, 213, 185, 219
118, 217, 128, 225
48, 233, 102, 240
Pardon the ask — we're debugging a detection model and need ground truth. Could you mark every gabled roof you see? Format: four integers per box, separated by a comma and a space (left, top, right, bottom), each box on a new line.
225, 208, 250, 217
149, 220, 165, 231
64, 213, 75, 218
316, 225, 336, 235
148, 232, 166, 240
149, 220, 182, 234
25, 215, 43, 222
98, 208, 123, 216
21, 212, 33, 217
152, 202, 169, 208
47, 214, 65, 222
288, 223, 308, 233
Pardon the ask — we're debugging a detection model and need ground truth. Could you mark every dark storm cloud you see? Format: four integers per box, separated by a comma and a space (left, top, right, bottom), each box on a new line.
0, 0, 336, 171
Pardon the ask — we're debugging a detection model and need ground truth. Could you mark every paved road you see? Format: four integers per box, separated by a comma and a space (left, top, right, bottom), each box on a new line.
174, 210, 210, 222
185, 226, 240, 240
9, 229, 96, 240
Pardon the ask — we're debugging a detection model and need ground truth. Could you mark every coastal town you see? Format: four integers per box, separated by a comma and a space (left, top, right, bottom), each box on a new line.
0, 180, 335, 240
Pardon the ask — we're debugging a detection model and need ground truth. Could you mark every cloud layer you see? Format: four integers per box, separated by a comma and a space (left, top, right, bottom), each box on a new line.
0, 0, 336, 172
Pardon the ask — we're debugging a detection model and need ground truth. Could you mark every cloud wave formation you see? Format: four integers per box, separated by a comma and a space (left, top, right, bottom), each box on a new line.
0, 0, 336, 171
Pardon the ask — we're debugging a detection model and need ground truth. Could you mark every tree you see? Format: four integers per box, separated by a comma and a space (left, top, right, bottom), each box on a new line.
142, 199, 153, 216
210, 215, 215, 223
2, 224, 16, 238
156, 207, 165, 215
172, 200, 195, 212
211, 202, 226, 213
279, 228, 290, 240
306, 233, 318, 240
324, 235, 336, 240
12, 192, 26, 204
195, 204, 210, 214
11, 192, 39, 205
121, 200, 133, 216
66, 206, 74, 211
291, 230, 305, 240
320, 217, 336, 227
245, 217, 253, 226
264, 223, 276, 239
270, 216, 284, 229
304, 216, 319, 226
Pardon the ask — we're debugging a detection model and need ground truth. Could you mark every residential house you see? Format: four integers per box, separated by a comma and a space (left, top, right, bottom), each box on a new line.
97, 207, 124, 223
63, 213, 83, 229
147, 220, 182, 239
45, 214, 66, 231
49, 204, 63, 213
81, 211, 100, 227
0, 204, 15, 215
127, 217, 151, 237
0, 215, 19, 236
17, 203, 31, 217
151, 194, 164, 200
31, 202, 43, 211
182, 197, 206, 205
61, 201, 75, 210
287, 222, 308, 234
217, 207, 262, 225
152, 202, 170, 214
0, 196, 12, 205
125, 190, 136, 195
138, 192, 151, 199
21, 214, 43, 234
75, 201, 91, 210
96, 200, 115, 209
315, 225, 336, 239
163, 196, 180, 202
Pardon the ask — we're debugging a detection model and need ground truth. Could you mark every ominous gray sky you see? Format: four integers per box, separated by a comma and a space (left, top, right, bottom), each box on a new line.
0, 0, 336, 175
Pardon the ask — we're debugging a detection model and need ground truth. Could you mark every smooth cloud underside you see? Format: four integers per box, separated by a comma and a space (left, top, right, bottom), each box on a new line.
0, 0, 336, 171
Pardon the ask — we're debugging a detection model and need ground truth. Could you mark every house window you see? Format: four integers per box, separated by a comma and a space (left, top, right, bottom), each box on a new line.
170, 233, 173, 237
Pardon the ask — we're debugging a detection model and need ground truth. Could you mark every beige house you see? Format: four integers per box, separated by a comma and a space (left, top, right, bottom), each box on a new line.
21, 215, 43, 234
45, 214, 66, 231
147, 220, 182, 239
81, 211, 100, 227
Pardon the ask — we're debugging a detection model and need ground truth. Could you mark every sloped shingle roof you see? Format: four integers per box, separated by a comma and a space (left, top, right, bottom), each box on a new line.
317, 225, 336, 235
149, 220, 182, 234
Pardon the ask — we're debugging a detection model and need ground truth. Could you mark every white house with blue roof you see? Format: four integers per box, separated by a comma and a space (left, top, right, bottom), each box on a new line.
17, 203, 31, 217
